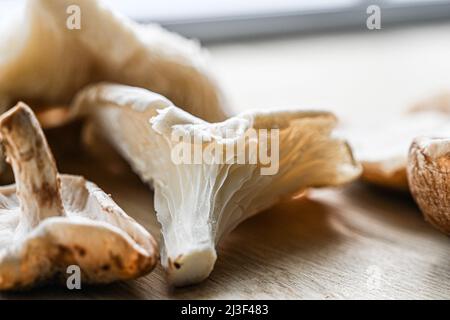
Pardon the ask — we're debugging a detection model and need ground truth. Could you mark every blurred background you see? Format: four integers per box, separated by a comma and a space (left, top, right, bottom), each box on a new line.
1, 0, 450, 119
0, 0, 449, 300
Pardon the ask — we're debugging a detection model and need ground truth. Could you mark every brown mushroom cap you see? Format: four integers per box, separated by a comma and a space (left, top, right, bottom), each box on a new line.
0, 103, 158, 290
341, 93, 450, 191
407, 137, 450, 235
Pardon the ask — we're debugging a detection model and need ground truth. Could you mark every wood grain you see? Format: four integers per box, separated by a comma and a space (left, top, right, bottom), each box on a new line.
1, 155, 448, 300
2, 23, 450, 299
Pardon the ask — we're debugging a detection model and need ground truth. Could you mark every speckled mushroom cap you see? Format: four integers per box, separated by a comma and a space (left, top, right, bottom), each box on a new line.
0, 103, 158, 290
407, 137, 450, 235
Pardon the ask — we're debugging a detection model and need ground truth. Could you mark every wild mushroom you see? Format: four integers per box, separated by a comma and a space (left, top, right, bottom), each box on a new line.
407, 137, 450, 235
341, 97, 450, 190
0, 0, 229, 122
73, 83, 361, 286
0, 103, 158, 290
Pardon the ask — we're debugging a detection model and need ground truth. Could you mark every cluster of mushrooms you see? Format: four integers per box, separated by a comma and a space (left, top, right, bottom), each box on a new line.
0, 0, 448, 291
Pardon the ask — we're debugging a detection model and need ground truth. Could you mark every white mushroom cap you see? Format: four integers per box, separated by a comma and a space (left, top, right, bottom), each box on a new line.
407, 137, 450, 235
74, 83, 361, 286
0, 0, 229, 122
0, 103, 158, 290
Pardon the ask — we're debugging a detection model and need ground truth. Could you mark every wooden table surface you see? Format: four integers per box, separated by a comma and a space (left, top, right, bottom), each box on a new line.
0, 154, 448, 300
1, 22, 450, 300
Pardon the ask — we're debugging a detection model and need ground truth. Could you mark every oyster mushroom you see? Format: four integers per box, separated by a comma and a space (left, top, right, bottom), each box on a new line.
0, 0, 229, 122
73, 83, 361, 286
407, 137, 450, 235
0, 103, 158, 290
342, 96, 450, 190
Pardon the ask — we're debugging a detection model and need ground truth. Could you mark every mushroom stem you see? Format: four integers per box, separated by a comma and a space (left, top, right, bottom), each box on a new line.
0, 103, 64, 235
163, 244, 217, 287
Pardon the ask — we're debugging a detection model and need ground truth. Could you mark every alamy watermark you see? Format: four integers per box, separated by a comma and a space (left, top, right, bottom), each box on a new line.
66, 4, 382, 32
366, 5, 381, 30
170, 128, 280, 175
66, 5, 81, 30
366, 265, 383, 291
66, 265, 81, 290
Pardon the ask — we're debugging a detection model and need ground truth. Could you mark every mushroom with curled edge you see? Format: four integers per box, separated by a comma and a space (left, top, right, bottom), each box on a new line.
73, 83, 362, 287
407, 137, 450, 235
0, 103, 158, 290
0, 0, 229, 122
340, 95, 450, 191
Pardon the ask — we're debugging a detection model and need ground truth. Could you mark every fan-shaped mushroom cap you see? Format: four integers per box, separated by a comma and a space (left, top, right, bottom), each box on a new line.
73, 83, 361, 286
0, 103, 158, 290
0, 0, 229, 122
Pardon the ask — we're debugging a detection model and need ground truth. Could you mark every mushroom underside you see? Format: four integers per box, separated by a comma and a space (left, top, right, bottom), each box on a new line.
0, 0, 229, 122
73, 83, 362, 286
